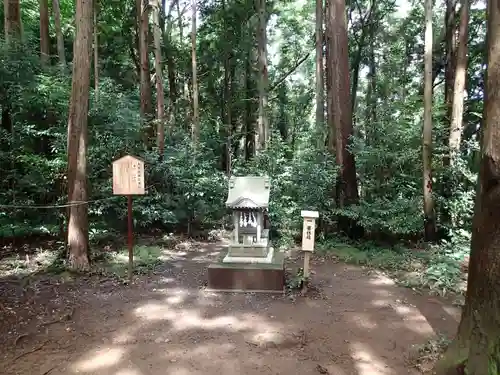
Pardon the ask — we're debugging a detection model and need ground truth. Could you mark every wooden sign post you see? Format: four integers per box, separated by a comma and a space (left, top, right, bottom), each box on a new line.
300, 210, 319, 292
112, 155, 146, 281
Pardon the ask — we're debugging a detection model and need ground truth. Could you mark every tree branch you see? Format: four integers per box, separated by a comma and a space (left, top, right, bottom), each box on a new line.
269, 51, 312, 92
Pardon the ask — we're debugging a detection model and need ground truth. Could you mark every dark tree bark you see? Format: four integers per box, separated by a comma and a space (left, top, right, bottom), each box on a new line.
423, 0, 436, 241
191, 0, 199, 144
66, 0, 93, 270
53, 0, 66, 67
137, 0, 153, 144
256, 0, 269, 151
434, 0, 500, 372
326, 0, 362, 238
40, 0, 50, 65
4, 0, 21, 44
315, 0, 324, 148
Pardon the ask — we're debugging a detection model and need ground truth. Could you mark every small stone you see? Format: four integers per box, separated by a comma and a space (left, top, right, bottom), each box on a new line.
154, 337, 163, 344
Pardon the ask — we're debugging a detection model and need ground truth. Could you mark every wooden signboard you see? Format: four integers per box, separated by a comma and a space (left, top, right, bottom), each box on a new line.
112, 155, 145, 195
300, 210, 319, 290
111, 154, 146, 282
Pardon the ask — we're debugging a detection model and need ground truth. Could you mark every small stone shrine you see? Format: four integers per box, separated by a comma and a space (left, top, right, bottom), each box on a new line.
207, 176, 285, 293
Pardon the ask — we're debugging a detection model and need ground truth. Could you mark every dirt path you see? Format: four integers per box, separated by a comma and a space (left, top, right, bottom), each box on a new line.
0, 241, 460, 375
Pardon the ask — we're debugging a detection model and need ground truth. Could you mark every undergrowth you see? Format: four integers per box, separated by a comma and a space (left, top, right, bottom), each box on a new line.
408, 334, 452, 372
317, 233, 469, 297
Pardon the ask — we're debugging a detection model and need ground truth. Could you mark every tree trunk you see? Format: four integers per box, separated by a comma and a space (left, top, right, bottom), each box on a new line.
66, 0, 93, 271
191, 0, 199, 144
93, 0, 99, 101
315, 0, 324, 149
423, 0, 436, 242
4, 0, 21, 44
52, 0, 66, 67
137, 0, 153, 138
433, 3, 500, 373
245, 45, 255, 160
440, 0, 458, 230
256, 0, 269, 151
325, 0, 332, 149
448, 0, 469, 163
153, 0, 166, 156
40, 0, 50, 65
164, 0, 178, 110
326, 0, 362, 238
444, 0, 458, 128
222, 0, 232, 174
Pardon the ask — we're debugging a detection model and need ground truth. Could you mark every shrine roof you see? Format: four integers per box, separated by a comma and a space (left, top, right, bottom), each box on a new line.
225, 176, 270, 209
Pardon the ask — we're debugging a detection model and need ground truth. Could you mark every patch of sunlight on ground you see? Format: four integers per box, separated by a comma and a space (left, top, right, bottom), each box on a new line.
344, 312, 378, 329
191, 253, 220, 262
442, 305, 460, 322
159, 248, 188, 261
350, 342, 392, 375
369, 275, 396, 286
72, 347, 125, 372
115, 369, 143, 375
369, 298, 435, 336
166, 343, 236, 358
371, 298, 392, 307
135, 302, 281, 334
0, 249, 59, 277
393, 305, 435, 336
371, 288, 394, 298
112, 326, 140, 344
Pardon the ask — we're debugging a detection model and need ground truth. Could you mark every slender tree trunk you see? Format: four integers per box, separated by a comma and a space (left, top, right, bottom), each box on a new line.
448, 0, 469, 163
93, 0, 99, 101
66, 0, 93, 270
4, 0, 21, 44
315, 0, 324, 148
326, 0, 362, 238
52, 0, 66, 67
164, 0, 177, 109
137, 0, 153, 138
153, 0, 166, 156
40, 0, 50, 65
434, 3, 500, 373
176, 0, 188, 100
191, 0, 199, 144
350, 33, 366, 120
256, 0, 269, 151
423, 0, 436, 242
245, 45, 255, 160
2, 0, 21, 141
441, 0, 458, 230
325, 0, 333, 149
444, 0, 457, 127
222, 0, 232, 174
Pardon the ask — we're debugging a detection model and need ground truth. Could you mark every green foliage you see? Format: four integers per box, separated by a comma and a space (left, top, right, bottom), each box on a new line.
0, 0, 487, 290
318, 236, 467, 296
96, 245, 165, 277
232, 134, 337, 246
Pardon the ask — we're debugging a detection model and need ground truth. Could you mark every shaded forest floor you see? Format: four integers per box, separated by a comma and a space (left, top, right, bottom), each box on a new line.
0, 237, 462, 375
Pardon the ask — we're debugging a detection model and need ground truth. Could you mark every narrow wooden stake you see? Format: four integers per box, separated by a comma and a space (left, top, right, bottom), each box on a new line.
303, 252, 311, 278
302, 251, 311, 293
127, 195, 133, 281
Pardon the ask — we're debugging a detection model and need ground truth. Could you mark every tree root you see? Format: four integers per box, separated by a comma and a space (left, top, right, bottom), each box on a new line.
12, 340, 48, 362
14, 333, 29, 346
433, 338, 468, 375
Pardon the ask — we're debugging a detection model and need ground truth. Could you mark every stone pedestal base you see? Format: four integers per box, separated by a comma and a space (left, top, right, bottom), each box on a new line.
223, 247, 274, 264
207, 251, 285, 293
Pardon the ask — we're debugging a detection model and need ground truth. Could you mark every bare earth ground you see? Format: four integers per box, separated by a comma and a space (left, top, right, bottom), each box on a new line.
0, 240, 461, 375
